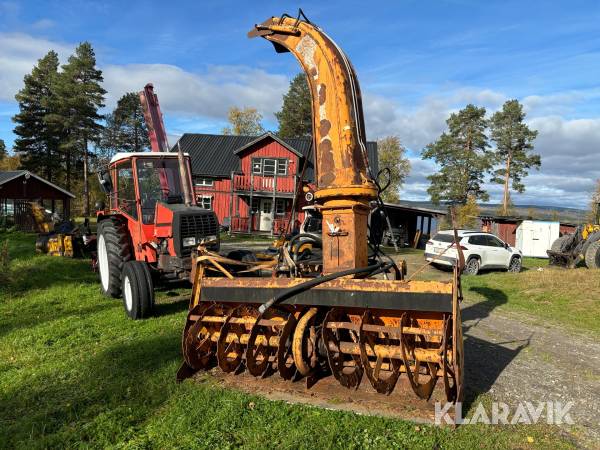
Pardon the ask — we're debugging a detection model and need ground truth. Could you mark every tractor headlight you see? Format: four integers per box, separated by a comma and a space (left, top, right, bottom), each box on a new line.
199, 235, 218, 244
183, 237, 196, 247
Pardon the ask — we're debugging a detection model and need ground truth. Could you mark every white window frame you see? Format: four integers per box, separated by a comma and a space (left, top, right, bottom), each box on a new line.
199, 195, 212, 210
262, 158, 277, 176
277, 159, 288, 176
252, 159, 262, 175
195, 177, 214, 187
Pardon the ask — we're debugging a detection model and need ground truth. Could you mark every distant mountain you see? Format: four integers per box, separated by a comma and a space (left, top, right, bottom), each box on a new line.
396, 200, 589, 224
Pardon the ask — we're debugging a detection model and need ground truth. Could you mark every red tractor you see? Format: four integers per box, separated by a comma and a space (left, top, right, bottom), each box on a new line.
95, 84, 219, 319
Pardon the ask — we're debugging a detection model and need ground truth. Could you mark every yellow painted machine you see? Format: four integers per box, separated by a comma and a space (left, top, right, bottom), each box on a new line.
177, 13, 464, 405
548, 223, 600, 269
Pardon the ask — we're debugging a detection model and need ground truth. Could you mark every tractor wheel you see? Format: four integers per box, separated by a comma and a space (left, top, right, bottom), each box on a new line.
121, 261, 154, 320
584, 240, 600, 269
550, 235, 571, 252
97, 218, 132, 298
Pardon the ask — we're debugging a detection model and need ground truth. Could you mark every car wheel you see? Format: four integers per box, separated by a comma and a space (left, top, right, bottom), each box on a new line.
463, 257, 480, 275
508, 256, 522, 273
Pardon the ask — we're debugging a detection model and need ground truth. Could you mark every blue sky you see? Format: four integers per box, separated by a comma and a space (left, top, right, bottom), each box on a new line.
1, 0, 600, 207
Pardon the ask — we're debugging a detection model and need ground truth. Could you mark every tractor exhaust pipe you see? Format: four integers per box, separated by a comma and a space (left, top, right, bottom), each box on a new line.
177, 141, 193, 207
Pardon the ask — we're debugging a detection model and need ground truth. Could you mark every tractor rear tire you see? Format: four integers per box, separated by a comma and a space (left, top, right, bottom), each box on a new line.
584, 240, 600, 269
97, 218, 132, 298
550, 235, 571, 252
121, 261, 154, 320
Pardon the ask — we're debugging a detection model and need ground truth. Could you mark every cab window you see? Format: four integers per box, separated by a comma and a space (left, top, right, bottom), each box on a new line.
117, 161, 137, 219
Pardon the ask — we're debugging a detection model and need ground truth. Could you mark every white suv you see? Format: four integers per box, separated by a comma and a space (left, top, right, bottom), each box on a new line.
424, 230, 523, 275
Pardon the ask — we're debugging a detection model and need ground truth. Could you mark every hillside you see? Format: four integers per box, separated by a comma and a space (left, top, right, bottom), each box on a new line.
396, 200, 589, 224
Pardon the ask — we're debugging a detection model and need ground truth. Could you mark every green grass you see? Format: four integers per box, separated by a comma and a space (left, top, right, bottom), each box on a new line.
461, 257, 600, 336
0, 231, 578, 449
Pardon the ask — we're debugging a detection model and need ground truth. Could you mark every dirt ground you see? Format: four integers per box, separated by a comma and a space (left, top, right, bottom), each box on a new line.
214, 242, 600, 445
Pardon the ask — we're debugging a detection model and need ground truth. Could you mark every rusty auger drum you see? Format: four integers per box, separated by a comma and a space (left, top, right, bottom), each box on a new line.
177, 251, 464, 404
177, 11, 464, 406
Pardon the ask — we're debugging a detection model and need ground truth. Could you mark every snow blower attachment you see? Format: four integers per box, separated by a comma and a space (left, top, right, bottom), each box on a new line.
177, 13, 464, 404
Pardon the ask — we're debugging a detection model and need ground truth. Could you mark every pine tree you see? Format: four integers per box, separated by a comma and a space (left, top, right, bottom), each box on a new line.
0, 139, 5, 161
52, 42, 106, 215
490, 100, 540, 216
377, 136, 411, 203
275, 73, 312, 138
422, 104, 492, 205
222, 107, 264, 136
12, 51, 61, 182
99, 92, 150, 163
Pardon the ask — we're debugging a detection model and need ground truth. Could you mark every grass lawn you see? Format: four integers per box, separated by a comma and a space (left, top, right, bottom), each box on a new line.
0, 231, 578, 449
461, 257, 600, 336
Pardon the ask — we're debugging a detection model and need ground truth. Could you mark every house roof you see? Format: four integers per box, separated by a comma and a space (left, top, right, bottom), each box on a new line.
384, 201, 448, 216
0, 170, 75, 198
173, 132, 378, 181
110, 151, 190, 164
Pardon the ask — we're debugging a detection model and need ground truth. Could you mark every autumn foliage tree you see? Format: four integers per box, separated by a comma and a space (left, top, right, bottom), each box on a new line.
222, 107, 265, 136
377, 136, 411, 203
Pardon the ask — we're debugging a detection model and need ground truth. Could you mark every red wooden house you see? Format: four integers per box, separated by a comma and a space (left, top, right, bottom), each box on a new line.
175, 132, 378, 234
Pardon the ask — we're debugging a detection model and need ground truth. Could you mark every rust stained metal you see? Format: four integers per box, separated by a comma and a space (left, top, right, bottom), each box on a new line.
177, 16, 464, 405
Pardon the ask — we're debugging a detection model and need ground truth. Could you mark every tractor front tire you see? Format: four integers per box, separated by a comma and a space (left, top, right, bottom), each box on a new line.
121, 261, 155, 320
584, 240, 600, 269
97, 218, 132, 298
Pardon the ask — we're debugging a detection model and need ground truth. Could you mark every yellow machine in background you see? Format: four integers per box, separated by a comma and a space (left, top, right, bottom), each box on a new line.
548, 205, 600, 269
31, 202, 94, 258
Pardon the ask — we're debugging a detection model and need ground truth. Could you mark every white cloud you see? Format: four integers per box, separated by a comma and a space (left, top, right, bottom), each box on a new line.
363, 90, 600, 208
0, 32, 73, 102
102, 64, 288, 121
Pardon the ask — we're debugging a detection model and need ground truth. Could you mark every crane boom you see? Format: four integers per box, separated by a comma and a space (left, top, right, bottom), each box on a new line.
139, 83, 170, 153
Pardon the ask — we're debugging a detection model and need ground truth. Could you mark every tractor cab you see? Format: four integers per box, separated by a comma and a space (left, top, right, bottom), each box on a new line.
99, 152, 191, 223
96, 151, 220, 319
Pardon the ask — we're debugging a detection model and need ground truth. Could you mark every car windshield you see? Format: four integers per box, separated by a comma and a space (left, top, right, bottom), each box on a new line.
432, 233, 456, 243
304, 214, 322, 233
136, 158, 184, 224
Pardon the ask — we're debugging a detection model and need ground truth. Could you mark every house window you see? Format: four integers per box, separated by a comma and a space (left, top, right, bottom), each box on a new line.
251, 198, 260, 213
275, 199, 287, 216
277, 159, 288, 176
251, 158, 289, 176
262, 159, 277, 176
199, 196, 212, 210
195, 177, 214, 187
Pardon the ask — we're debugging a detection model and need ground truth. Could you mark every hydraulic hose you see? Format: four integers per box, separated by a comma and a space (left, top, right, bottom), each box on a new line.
258, 262, 384, 314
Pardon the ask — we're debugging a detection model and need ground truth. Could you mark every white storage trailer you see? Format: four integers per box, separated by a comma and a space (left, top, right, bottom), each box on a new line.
515, 220, 560, 258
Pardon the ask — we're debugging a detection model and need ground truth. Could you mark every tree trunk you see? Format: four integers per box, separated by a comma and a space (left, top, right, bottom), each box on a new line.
66, 147, 71, 192
83, 137, 89, 217
502, 154, 512, 216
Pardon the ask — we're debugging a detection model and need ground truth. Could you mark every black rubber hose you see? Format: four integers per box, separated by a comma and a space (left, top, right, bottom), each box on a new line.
288, 233, 322, 248
258, 262, 384, 314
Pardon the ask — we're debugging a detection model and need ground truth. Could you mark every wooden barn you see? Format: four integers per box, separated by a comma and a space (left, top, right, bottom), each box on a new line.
175, 132, 378, 234
0, 170, 75, 231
